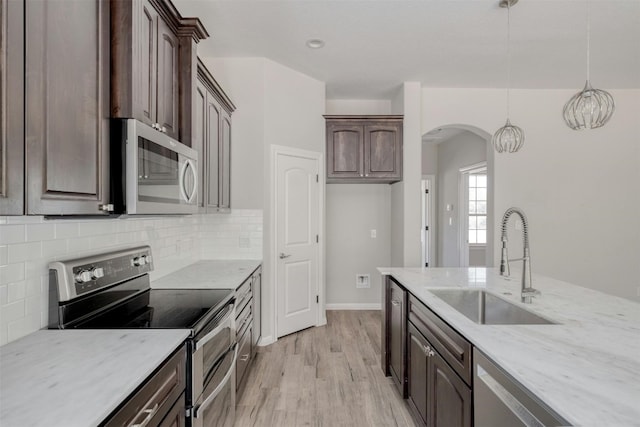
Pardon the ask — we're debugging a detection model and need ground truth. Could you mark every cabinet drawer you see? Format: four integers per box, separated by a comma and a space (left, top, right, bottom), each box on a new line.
104, 345, 186, 427
409, 295, 472, 385
236, 323, 253, 391
235, 279, 252, 315
236, 300, 252, 339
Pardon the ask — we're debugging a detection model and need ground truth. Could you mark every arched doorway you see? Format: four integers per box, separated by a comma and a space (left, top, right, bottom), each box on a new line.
421, 124, 494, 268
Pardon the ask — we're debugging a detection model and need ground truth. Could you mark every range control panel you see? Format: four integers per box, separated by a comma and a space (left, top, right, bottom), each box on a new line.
50, 246, 153, 301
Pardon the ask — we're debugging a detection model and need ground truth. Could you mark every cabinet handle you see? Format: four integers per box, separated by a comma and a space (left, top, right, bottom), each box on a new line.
390, 299, 401, 306
130, 403, 159, 427
98, 204, 114, 212
240, 354, 250, 362
423, 344, 435, 357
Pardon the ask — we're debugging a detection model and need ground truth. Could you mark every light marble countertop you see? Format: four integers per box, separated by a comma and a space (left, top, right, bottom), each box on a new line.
151, 259, 262, 290
379, 267, 640, 427
0, 329, 190, 427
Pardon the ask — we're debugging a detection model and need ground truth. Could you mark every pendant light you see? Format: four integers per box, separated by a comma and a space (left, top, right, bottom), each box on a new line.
493, 0, 524, 153
563, 1, 615, 130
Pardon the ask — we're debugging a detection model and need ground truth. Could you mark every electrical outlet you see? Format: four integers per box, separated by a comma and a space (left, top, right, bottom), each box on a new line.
356, 274, 370, 289
370, 229, 377, 238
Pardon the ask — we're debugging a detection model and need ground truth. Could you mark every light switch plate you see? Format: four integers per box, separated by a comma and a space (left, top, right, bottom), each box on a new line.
370, 229, 377, 238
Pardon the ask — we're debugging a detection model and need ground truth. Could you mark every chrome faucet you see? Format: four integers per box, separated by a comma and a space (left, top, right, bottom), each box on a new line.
500, 207, 540, 303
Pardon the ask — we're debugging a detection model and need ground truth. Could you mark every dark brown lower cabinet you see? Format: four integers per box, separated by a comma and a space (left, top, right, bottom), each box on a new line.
408, 323, 472, 427
389, 279, 407, 397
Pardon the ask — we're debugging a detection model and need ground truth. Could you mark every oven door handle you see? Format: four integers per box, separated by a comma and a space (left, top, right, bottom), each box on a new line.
195, 303, 235, 351
193, 345, 238, 419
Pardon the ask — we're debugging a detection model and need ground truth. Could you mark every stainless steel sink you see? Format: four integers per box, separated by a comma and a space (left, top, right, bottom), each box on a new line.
429, 289, 555, 325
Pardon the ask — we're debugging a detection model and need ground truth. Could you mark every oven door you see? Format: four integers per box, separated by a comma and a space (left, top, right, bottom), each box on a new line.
123, 119, 198, 215
191, 302, 235, 403
192, 346, 237, 427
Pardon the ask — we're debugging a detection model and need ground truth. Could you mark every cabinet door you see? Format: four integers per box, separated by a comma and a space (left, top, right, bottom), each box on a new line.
156, 16, 179, 140
219, 112, 231, 209
326, 124, 363, 179
389, 280, 406, 397
25, 0, 110, 215
136, 0, 157, 128
205, 94, 221, 209
194, 80, 207, 207
428, 349, 472, 427
408, 323, 429, 426
364, 123, 402, 180
0, 0, 24, 215
158, 393, 186, 427
251, 269, 262, 356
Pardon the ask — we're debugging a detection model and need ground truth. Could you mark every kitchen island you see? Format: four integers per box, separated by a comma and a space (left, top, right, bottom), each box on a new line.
380, 267, 640, 427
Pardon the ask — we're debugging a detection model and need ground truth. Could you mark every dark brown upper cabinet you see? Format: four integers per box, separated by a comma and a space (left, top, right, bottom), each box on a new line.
0, 0, 24, 215
111, 0, 207, 144
325, 115, 403, 184
24, 0, 112, 215
194, 59, 235, 212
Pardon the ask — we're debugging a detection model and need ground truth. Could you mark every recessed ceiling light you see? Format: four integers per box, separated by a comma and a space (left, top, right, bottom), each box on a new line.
306, 39, 325, 49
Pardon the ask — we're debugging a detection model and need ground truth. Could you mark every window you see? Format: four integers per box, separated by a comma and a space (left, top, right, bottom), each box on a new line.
468, 174, 487, 245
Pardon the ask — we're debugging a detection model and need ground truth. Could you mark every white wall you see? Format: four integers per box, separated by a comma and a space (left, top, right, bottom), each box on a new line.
205, 57, 326, 343
393, 82, 423, 268
325, 99, 393, 308
325, 99, 391, 115
326, 185, 391, 308
436, 131, 486, 267
422, 88, 640, 301
0, 211, 263, 346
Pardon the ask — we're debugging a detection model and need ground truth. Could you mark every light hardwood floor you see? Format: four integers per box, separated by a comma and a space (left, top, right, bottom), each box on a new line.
235, 310, 416, 427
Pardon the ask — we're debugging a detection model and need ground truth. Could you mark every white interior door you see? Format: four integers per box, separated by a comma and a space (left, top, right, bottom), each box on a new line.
275, 151, 320, 338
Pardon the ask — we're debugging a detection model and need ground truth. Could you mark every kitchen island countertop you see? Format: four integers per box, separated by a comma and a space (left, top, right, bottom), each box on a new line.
151, 259, 261, 290
379, 267, 640, 427
0, 329, 190, 427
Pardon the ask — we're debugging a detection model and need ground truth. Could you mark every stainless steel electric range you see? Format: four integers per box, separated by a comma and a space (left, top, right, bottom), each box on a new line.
48, 246, 236, 427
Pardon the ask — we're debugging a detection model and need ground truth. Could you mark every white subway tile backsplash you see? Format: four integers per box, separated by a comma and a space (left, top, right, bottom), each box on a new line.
0, 245, 7, 266
8, 242, 42, 264
0, 209, 262, 346
7, 281, 27, 303
0, 225, 25, 245
0, 285, 7, 305
42, 239, 67, 259
0, 264, 25, 285
55, 222, 79, 239
25, 223, 55, 242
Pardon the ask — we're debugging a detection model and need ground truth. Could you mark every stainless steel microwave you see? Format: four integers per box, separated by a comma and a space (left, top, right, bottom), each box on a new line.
110, 119, 198, 215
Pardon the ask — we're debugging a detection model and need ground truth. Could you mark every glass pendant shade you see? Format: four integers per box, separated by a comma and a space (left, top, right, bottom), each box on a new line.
563, 80, 615, 130
492, 118, 525, 153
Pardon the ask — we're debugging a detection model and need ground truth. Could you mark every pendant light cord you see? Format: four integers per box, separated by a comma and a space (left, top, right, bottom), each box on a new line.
506, 2, 511, 119
586, 0, 591, 82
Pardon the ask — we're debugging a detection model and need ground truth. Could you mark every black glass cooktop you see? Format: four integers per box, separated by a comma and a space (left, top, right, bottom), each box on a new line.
71, 288, 234, 332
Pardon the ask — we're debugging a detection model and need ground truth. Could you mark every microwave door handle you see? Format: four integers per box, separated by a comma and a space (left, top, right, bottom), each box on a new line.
195, 303, 235, 351
186, 159, 197, 203
193, 345, 238, 419
178, 159, 197, 203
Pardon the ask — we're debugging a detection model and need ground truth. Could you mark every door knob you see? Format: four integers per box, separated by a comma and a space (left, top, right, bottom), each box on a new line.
279, 253, 291, 259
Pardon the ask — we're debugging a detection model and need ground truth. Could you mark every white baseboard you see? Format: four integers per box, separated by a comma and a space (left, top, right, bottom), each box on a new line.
325, 303, 382, 310
257, 335, 275, 346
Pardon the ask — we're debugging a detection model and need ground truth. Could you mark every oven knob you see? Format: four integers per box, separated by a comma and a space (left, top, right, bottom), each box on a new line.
91, 267, 105, 280
74, 271, 93, 283
133, 256, 147, 267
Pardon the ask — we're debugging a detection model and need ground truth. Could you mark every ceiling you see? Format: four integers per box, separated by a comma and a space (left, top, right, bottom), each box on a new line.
173, 0, 640, 99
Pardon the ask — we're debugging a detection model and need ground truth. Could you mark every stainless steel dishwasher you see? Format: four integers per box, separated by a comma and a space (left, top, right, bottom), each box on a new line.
474, 349, 572, 427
